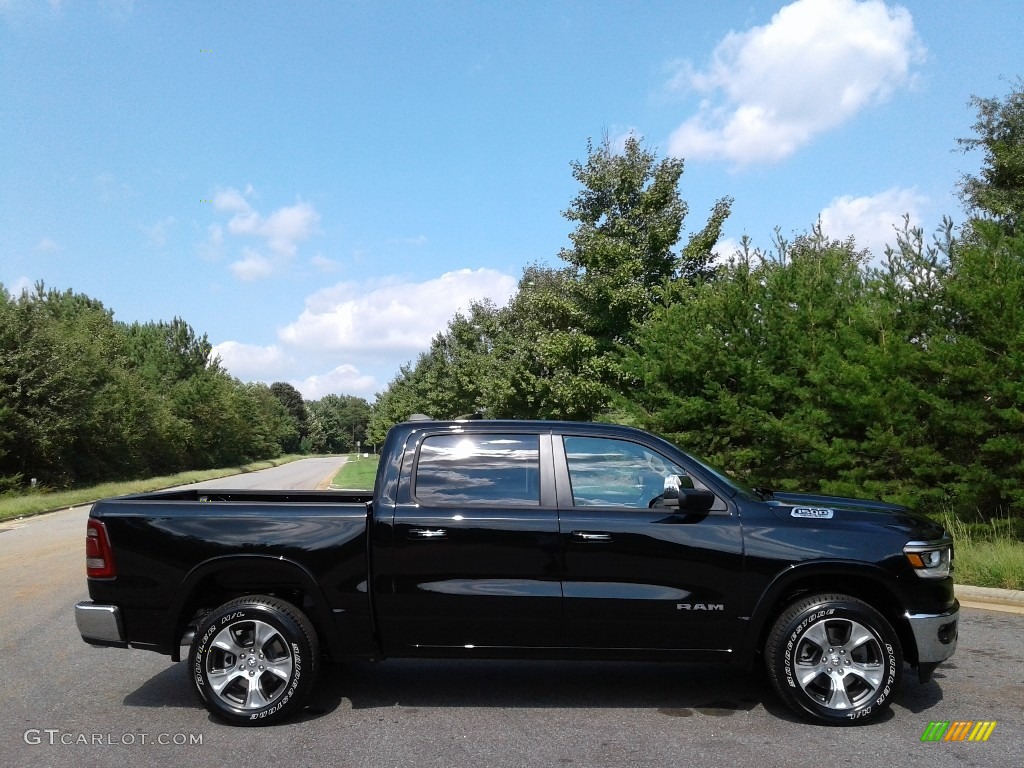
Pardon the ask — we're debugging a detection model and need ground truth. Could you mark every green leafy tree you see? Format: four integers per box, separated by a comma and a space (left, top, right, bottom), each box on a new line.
240, 383, 297, 459
0, 285, 134, 485
368, 134, 730, 432
621, 227, 940, 502
483, 265, 610, 420
929, 222, 1024, 513
307, 394, 372, 453
367, 363, 430, 446
304, 415, 329, 454
957, 78, 1024, 236
269, 382, 308, 452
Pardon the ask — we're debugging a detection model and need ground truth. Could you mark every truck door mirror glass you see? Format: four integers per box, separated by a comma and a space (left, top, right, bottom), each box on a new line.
663, 475, 714, 511
663, 475, 682, 505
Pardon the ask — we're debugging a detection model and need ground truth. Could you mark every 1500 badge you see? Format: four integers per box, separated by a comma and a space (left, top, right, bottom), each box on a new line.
790, 507, 835, 519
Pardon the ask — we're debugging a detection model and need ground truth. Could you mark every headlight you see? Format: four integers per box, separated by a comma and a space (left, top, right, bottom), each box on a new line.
904, 538, 953, 579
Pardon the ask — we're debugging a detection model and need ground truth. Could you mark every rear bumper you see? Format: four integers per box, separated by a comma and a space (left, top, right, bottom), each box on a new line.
75, 601, 127, 646
906, 599, 959, 664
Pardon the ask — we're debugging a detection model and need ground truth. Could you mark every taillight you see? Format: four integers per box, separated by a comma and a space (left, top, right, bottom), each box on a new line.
86, 519, 116, 578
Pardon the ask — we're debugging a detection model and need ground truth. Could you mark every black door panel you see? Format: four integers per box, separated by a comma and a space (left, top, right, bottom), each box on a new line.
556, 435, 744, 651
377, 431, 561, 652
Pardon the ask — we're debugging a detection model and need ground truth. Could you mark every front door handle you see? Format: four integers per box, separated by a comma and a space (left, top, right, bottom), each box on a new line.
571, 531, 612, 542
408, 528, 448, 540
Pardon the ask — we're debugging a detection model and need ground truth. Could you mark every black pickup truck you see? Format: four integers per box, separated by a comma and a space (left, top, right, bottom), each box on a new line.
76, 419, 958, 726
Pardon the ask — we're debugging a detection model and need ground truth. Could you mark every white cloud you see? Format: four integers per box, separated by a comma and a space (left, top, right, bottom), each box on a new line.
211, 340, 291, 378
4, 276, 33, 298
712, 236, 744, 263
279, 268, 518, 354
667, 0, 925, 167
818, 186, 926, 257
205, 186, 321, 278
197, 223, 224, 261
35, 237, 60, 252
291, 365, 377, 400
141, 216, 175, 247
259, 203, 320, 257
607, 126, 641, 154
213, 187, 252, 214
211, 341, 377, 399
212, 268, 517, 401
230, 248, 274, 281
310, 253, 338, 272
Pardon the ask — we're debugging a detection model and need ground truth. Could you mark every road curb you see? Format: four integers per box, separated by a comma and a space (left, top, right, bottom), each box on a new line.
955, 584, 1024, 613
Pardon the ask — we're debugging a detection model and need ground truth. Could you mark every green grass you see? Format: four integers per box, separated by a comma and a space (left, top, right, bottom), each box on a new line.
331, 454, 380, 490
0, 455, 305, 522
942, 513, 1024, 590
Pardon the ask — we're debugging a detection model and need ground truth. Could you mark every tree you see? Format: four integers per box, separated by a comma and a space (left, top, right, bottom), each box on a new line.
560, 135, 730, 345
0, 284, 132, 486
307, 394, 371, 453
367, 135, 731, 432
620, 227, 939, 501
367, 363, 429, 446
241, 383, 298, 459
483, 265, 611, 420
269, 382, 308, 452
122, 317, 216, 385
957, 78, 1024, 236
928, 222, 1024, 514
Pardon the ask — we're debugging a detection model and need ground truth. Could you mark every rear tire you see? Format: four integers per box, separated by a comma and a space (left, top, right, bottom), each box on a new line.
765, 593, 901, 725
189, 595, 319, 726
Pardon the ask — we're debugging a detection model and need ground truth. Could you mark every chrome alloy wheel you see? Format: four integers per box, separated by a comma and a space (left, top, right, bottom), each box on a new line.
792, 617, 885, 710
204, 619, 295, 711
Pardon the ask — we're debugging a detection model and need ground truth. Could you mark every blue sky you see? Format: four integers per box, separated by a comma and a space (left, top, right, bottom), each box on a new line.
2, 0, 1022, 400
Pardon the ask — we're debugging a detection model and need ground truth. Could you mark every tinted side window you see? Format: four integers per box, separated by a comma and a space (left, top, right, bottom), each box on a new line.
563, 436, 688, 508
414, 433, 540, 506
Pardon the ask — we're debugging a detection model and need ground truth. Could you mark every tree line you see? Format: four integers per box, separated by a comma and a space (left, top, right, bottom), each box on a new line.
0, 287, 371, 491
369, 81, 1024, 519
4, 80, 1020, 517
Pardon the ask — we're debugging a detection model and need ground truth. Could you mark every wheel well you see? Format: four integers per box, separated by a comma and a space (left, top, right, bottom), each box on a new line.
752, 574, 917, 666
173, 563, 335, 660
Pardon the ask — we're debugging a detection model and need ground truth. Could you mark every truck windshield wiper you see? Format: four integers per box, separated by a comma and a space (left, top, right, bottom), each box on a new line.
752, 486, 774, 501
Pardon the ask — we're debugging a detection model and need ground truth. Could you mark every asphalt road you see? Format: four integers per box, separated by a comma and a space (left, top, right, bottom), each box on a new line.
179, 454, 349, 490
1, 458, 1021, 768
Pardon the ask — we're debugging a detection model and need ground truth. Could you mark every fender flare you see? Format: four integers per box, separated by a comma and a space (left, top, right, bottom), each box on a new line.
738, 561, 908, 661
166, 554, 342, 660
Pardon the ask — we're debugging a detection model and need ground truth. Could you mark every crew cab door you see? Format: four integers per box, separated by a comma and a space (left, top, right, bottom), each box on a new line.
555, 434, 744, 652
376, 430, 561, 652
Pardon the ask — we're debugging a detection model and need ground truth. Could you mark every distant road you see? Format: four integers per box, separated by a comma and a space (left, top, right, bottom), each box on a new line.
179, 455, 348, 491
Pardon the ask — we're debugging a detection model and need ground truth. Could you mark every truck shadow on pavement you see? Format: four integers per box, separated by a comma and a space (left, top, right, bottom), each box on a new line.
122, 658, 946, 727
298, 659, 769, 723
302, 658, 945, 725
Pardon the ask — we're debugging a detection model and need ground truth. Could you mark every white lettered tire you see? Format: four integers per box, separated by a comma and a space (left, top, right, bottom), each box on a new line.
189, 595, 319, 726
765, 593, 902, 725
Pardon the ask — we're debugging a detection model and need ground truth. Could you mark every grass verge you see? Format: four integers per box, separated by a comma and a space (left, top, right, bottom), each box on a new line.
331, 454, 380, 490
0, 455, 305, 522
942, 514, 1024, 590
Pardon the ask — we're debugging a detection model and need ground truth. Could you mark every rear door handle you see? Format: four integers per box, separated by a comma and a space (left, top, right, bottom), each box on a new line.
571, 531, 612, 542
408, 528, 448, 540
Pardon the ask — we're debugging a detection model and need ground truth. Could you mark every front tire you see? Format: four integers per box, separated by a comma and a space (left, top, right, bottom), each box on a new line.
765, 593, 902, 725
189, 595, 320, 726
